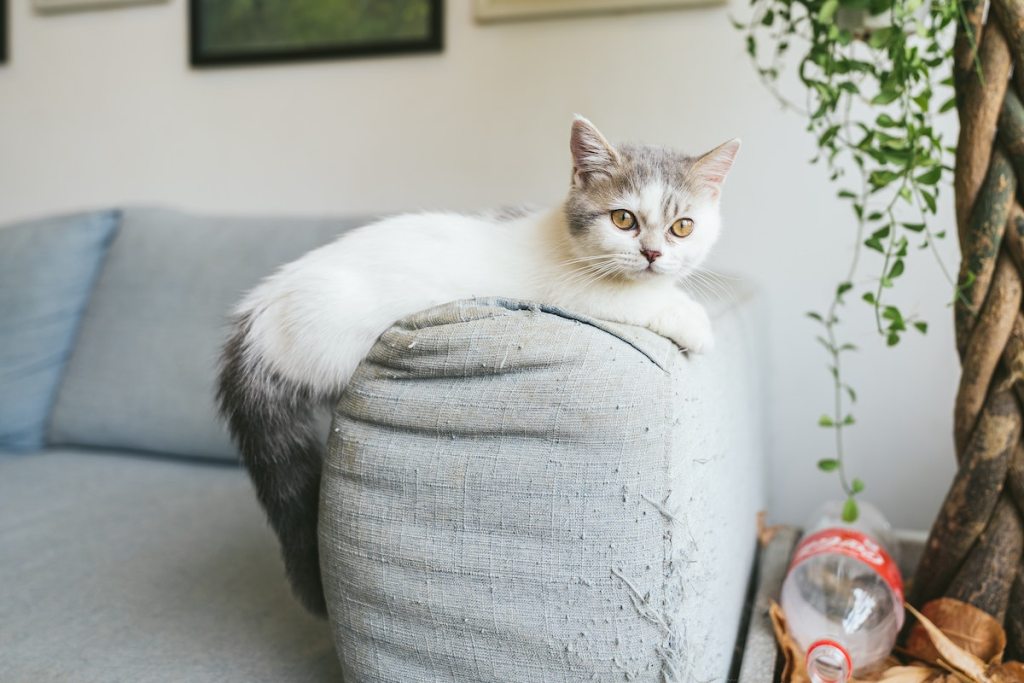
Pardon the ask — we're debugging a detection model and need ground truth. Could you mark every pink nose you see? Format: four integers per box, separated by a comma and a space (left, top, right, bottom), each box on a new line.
641, 249, 662, 263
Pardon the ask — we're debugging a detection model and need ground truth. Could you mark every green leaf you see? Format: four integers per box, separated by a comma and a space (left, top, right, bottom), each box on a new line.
939, 97, 957, 113
876, 113, 899, 128
846, 385, 857, 403
819, 0, 839, 22
902, 222, 926, 232
819, 415, 835, 427
862, 292, 876, 304
851, 478, 865, 494
871, 89, 900, 106
837, 281, 853, 298
888, 259, 905, 279
842, 497, 859, 522
914, 321, 928, 333
867, 27, 894, 49
916, 167, 942, 185
806, 311, 824, 322
887, 331, 900, 346
921, 190, 937, 213
818, 458, 840, 472
869, 170, 899, 188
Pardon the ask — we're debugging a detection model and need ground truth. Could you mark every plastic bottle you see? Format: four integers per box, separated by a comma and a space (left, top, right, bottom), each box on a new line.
780, 501, 904, 682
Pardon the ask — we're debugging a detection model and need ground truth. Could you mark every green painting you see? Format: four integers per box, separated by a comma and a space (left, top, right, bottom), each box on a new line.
191, 0, 442, 66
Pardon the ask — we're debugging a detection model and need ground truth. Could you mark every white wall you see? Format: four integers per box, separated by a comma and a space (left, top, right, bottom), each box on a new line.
0, 0, 961, 530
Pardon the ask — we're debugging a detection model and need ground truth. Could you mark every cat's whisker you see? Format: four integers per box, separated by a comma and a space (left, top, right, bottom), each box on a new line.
694, 267, 741, 281
558, 254, 620, 266
559, 261, 622, 291
551, 263, 623, 286
687, 275, 727, 302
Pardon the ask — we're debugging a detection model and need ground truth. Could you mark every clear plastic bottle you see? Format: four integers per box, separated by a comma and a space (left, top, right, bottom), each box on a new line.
780, 501, 904, 683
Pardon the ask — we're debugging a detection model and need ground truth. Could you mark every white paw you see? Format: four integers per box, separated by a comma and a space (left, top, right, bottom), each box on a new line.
650, 304, 714, 353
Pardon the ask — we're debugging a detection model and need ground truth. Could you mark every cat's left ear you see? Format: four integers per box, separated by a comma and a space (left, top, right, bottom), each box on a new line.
693, 138, 741, 198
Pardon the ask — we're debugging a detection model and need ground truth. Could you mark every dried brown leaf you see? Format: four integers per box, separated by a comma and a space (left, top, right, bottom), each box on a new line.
770, 600, 810, 683
905, 602, 992, 682
864, 666, 944, 682
990, 661, 1024, 682
758, 510, 783, 546
906, 599, 1007, 666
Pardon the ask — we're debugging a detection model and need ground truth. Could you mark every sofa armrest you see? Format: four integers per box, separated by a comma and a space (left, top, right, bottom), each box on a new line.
320, 295, 766, 682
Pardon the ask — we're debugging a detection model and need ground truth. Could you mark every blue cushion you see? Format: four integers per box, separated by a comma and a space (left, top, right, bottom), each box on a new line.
47, 208, 366, 461
0, 211, 120, 450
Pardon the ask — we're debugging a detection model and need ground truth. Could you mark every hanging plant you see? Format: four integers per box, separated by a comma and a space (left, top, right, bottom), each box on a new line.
734, 0, 966, 519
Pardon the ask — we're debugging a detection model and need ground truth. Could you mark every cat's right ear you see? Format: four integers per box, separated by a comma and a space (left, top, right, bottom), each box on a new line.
570, 115, 620, 187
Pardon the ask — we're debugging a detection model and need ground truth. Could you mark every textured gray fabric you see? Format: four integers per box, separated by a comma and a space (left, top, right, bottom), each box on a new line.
321, 293, 765, 682
47, 207, 366, 460
0, 449, 341, 683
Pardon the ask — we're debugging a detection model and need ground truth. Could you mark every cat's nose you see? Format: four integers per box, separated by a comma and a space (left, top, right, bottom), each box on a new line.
641, 249, 662, 263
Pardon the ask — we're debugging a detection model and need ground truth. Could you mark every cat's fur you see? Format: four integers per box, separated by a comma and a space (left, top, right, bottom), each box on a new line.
217, 117, 739, 615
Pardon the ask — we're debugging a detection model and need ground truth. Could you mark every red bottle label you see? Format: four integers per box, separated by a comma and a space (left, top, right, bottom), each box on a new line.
789, 528, 904, 604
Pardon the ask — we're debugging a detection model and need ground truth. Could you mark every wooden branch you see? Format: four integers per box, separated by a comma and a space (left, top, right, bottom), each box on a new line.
954, 0, 986, 104
1002, 204, 1024, 271
947, 496, 1023, 619
1008, 442, 1024, 519
990, 0, 1024, 95
955, 254, 1023, 455
911, 388, 1019, 606
1009, 568, 1024, 659
955, 22, 1012, 248
956, 148, 1016, 356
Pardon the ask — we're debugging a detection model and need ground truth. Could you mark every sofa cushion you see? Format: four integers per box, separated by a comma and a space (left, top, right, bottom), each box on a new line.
47, 207, 366, 460
321, 294, 766, 682
0, 449, 341, 682
0, 211, 119, 450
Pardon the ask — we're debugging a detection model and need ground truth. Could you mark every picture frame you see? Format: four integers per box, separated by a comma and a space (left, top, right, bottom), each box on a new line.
0, 0, 6, 64
190, 0, 443, 68
33, 0, 167, 13
474, 0, 722, 23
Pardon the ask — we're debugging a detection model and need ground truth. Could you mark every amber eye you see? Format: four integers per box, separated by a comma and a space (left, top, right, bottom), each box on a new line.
670, 218, 695, 238
610, 209, 637, 230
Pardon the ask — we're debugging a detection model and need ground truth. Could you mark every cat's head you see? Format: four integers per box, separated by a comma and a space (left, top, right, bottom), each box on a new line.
563, 116, 739, 283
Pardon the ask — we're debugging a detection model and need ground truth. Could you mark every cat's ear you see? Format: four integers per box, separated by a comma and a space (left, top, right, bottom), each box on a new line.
570, 115, 620, 187
693, 138, 741, 198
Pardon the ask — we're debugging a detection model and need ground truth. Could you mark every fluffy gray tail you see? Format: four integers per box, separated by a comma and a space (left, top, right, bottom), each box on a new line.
216, 313, 330, 617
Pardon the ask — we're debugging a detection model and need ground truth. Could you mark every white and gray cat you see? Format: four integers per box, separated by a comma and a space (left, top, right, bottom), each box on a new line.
217, 117, 740, 615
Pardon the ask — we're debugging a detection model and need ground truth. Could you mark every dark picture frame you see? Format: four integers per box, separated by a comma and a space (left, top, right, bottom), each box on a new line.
1, 0, 7, 64
189, 0, 443, 67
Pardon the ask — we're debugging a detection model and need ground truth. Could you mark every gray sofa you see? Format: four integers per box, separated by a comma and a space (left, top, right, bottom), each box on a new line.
0, 207, 765, 682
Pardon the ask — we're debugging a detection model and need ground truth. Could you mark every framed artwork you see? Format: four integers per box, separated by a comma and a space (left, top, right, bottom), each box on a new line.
190, 0, 443, 67
33, 0, 167, 12
474, 0, 721, 22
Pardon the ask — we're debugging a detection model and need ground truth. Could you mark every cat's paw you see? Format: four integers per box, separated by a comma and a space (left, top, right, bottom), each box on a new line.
650, 303, 714, 353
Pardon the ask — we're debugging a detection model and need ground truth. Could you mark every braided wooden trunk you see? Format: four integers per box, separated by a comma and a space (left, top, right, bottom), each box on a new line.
910, 0, 1024, 653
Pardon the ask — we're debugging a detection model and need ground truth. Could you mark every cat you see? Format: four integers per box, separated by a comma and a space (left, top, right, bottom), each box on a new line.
216, 117, 740, 616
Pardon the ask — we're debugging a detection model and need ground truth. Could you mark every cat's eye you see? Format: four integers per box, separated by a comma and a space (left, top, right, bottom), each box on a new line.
610, 209, 637, 230
670, 218, 695, 238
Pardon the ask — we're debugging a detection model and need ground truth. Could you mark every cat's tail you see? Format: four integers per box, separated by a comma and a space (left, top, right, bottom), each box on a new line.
216, 311, 330, 617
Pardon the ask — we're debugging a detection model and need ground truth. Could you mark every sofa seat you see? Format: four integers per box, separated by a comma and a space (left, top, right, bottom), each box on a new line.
0, 449, 341, 683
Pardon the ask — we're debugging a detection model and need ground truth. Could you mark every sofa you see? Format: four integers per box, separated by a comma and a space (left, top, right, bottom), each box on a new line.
0, 207, 766, 682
